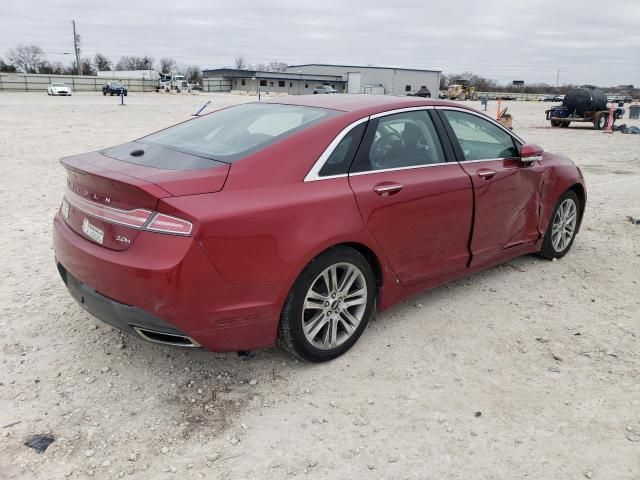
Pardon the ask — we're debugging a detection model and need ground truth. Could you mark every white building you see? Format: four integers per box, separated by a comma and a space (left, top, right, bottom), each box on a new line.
285, 64, 441, 97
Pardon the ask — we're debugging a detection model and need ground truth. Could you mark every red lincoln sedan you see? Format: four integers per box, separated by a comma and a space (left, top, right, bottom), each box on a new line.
53, 95, 586, 362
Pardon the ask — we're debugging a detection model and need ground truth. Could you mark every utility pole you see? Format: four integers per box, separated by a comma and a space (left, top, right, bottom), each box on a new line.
72, 20, 81, 75
556, 70, 560, 88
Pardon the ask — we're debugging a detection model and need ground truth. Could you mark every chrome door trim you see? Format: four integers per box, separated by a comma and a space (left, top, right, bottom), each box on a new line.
457, 157, 519, 164
349, 161, 455, 177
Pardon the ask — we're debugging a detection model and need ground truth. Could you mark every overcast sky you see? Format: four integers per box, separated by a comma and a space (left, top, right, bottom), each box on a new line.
2, 0, 639, 86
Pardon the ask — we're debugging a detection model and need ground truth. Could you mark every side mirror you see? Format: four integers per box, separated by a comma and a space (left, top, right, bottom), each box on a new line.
520, 143, 544, 163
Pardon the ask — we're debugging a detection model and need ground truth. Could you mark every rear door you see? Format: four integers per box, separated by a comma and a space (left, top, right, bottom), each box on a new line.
348, 108, 474, 285
437, 108, 544, 267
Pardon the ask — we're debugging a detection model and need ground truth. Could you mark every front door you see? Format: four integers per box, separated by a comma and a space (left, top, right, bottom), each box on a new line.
437, 109, 544, 267
348, 109, 474, 285
347, 72, 361, 94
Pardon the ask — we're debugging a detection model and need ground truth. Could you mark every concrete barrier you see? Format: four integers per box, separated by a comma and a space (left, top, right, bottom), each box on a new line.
0, 73, 160, 92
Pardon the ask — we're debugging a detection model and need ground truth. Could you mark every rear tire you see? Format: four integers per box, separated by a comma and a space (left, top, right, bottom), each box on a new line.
278, 246, 376, 362
539, 190, 581, 260
594, 113, 607, 130
550, 120, 561, 127
560, 122, 570, 128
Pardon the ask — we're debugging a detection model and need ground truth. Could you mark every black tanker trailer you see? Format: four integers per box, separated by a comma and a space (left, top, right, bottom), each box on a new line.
546, 85, 614, 129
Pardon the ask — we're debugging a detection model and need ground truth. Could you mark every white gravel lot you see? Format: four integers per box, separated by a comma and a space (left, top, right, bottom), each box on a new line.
1, 92, 639, 479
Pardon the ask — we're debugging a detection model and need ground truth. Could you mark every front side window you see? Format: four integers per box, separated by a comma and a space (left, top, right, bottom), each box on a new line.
352, 110, 445, 172
441, 110, 519, 161
140, 103, 335, 162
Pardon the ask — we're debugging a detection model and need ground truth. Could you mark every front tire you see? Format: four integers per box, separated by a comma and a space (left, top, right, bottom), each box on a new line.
539, 190, 581, 260
278, 247, 376, 362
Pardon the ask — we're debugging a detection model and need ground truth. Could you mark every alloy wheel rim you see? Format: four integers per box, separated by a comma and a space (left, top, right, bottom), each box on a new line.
551, 198, 577, 252
302, 263, 367, 350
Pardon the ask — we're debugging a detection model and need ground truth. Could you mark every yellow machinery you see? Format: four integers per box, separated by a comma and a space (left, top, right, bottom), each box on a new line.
447, 79, 478, 101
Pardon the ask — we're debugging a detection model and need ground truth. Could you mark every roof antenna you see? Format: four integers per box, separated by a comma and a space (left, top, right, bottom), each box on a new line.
192, 100, 211, 116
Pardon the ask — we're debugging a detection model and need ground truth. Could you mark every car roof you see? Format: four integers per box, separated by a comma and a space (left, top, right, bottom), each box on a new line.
265, 94, 464, 116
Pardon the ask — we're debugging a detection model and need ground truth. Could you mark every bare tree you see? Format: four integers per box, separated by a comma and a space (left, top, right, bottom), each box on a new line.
116, 55, 154, 71
38, 61, 63, 74
267, 60, 288, 72
184, 64, 203, 84
254, 62, 268, 72
0, 57, 17, 73
159, 57, 177, 74
6, 44, 46, 73
77, 57, 95, 76
234, 55, 249, 70
93, 53, 111, 71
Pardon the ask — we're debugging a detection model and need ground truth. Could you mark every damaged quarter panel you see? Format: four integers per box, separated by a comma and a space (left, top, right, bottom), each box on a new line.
537, 151, 586, 237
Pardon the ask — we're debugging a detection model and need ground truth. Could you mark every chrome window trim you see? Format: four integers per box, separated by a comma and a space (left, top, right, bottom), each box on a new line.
433, 105, 526, 145
369, 105, 434, 119
304, 104, 529, 181
304, 106, 436, 182
349, 161, 454, 177
304, 117, 369, 182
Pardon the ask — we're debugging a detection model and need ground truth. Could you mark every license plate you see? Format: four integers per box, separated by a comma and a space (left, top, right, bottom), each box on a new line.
61, 198, 69, 219
82, 218, 104, 245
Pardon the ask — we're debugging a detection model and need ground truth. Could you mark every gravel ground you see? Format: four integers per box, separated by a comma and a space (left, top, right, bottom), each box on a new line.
1, 92, 639, 480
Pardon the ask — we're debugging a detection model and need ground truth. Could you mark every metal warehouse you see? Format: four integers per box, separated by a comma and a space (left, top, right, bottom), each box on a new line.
202, 68, 346, 95
286, 64, 441, 97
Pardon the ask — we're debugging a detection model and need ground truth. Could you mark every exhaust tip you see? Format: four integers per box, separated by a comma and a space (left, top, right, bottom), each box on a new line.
132, 327, 201, 348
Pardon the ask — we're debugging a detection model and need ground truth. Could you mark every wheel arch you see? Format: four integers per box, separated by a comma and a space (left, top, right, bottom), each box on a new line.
282, 240, 387, 309
340, 242, 384, 289
568, 182, 586, 230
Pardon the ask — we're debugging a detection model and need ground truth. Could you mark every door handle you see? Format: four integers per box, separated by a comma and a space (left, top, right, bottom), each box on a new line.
477, 169, 497, 180
373, 183, 404, 196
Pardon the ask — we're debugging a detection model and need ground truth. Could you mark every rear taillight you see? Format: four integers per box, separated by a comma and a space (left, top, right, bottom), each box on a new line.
145, 213, 193, 236
66, 188, 152, 228
64, 188, 193, 236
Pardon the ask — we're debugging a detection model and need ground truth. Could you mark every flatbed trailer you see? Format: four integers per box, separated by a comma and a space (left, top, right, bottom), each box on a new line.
546, 109, 614, 130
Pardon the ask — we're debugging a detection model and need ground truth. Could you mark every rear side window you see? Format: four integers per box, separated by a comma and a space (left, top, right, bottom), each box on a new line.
141, 103, 335, 162
441, 110, 518, 160
318, 122, 366, 177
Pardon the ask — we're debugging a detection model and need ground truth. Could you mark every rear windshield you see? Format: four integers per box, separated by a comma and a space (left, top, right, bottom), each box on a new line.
140, 103, 335, 162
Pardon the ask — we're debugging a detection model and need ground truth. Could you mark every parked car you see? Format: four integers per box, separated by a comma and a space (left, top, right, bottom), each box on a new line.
102, 82, 128, 96
552, 94, 565, 102
53, 96, 586, 362
313, 85, 338, 94
47, 83, 72, 96
538, 95, 555, 102
407, 86, 431, 98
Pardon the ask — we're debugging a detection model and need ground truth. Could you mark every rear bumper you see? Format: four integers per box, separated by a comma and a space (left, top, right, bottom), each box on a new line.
53, 212, 287, 352
57, 262, 201, 347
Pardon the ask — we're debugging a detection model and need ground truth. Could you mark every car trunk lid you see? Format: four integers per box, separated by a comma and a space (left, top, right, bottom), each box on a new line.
60, 148, 229, 251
